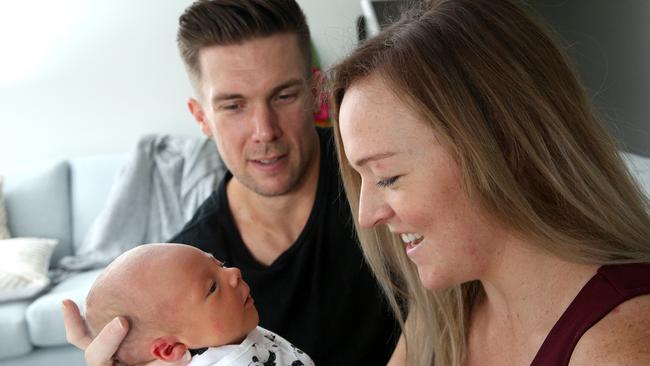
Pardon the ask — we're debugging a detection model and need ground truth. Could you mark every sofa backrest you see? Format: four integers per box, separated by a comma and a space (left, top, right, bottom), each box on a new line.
4, 161, 73, 266
4, 154, 127, 267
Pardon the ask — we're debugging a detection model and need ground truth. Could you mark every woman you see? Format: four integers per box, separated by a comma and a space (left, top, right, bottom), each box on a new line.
329, 0, 650, 365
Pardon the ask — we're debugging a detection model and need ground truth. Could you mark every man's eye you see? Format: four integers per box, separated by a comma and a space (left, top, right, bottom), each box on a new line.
219, 101, 243, 112
376, 176, 400, 188
275, 93, 297, 104
223, 104, 240, 111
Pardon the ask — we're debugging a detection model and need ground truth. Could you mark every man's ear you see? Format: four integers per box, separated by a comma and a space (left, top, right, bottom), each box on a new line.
150, 337, 188, 362
187, 98, 212, 137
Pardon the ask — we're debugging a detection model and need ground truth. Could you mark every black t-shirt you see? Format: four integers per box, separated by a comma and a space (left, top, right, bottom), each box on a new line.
170, 128, 399, 365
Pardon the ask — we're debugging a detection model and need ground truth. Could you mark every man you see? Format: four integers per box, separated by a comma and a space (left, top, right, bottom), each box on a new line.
63, 1, 399, 365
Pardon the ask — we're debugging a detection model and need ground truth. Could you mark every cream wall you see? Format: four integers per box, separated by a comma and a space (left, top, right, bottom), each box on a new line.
1, 1, 647, 177
0, 0, 362, 176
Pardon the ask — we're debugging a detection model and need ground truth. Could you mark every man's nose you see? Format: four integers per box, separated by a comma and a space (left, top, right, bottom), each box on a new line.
251, 104, 281, 143
357, 184, 393, 229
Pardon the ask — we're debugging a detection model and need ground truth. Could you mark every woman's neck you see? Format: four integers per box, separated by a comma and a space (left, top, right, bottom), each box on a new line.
468, 239, 598, 365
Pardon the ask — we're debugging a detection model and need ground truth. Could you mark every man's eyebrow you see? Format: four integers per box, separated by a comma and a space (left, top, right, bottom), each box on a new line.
211, 92, 243, 105
269, 78, 304, 96
353, 152, 397, 167
210, 78, 305, 106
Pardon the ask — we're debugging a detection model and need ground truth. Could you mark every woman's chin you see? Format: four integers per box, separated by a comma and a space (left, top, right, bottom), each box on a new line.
417, 266, 451, 291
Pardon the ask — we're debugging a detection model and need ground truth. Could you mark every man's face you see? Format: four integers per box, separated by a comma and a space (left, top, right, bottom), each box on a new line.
189, 33, 318, 197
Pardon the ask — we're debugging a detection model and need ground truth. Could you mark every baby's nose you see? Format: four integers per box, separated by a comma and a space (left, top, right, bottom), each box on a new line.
226, 267, 242, 287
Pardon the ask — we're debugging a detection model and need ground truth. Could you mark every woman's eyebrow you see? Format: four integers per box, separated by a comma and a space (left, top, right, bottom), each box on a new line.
353, 152, 397, 168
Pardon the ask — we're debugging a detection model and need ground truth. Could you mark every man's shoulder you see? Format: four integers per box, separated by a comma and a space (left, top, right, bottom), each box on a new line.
315, 126, 343, 185
316, 127, 335, 158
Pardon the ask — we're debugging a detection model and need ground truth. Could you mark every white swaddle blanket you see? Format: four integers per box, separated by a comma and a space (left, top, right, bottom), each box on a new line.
189, 327, 314, 366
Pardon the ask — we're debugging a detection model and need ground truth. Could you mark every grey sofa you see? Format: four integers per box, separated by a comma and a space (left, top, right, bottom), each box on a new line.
0, 151, 648, 366
0, 155, 125, 366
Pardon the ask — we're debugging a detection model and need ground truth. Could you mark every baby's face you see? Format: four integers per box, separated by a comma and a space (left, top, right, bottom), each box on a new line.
162, 246, 259, 348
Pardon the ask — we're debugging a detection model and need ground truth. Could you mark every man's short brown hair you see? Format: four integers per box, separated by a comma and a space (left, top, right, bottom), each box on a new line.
177, 0, 312, 88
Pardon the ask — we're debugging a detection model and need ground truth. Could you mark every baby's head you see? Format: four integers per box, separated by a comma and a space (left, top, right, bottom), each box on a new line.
85, 243, 259, 365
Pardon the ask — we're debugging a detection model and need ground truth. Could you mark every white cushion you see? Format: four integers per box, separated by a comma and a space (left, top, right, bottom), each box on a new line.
0, 177, 10, 239
0, 238, 58, 302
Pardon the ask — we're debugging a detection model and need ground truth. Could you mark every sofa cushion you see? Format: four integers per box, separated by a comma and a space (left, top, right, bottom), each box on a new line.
0, 301, 33, 359
0, 238, 58, 302
4, 162, 73, 267
0, 345, 85, 366
25, 268, 103, 347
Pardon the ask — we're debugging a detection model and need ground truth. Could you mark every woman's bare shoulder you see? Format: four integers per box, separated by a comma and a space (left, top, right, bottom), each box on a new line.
569, 294, 650, 365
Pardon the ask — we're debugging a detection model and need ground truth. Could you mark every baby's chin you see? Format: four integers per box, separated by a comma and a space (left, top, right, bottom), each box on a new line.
238, 305, 260, 340
245, 305, 260, 332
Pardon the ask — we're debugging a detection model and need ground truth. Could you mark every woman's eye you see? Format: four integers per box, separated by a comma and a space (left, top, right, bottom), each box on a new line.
208, 281, 217, 295
376, 176, 400, 188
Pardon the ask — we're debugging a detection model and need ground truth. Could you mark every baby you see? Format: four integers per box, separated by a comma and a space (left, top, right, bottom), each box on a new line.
85, 243, 314, 366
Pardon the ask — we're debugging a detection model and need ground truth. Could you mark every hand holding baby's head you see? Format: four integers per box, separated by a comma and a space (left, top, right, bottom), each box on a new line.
85, 243, 258, 366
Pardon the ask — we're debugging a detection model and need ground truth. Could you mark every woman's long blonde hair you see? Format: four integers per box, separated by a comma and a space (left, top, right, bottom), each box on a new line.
328, 0, 650, 365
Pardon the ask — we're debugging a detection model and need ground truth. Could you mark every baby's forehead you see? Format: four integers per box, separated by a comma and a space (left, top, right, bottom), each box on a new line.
120, 245, 217, 289
172, 245, 215, 262
158, 246, 217, 275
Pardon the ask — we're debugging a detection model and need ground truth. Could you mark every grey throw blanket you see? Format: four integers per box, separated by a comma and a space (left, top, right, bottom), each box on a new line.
58, 134, 226, 271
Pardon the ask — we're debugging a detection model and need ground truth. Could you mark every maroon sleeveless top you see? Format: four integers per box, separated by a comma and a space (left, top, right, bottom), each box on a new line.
531, 263, 650, 365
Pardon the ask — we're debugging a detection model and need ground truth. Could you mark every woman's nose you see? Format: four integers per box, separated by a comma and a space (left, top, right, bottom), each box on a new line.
357, 184, 393, 228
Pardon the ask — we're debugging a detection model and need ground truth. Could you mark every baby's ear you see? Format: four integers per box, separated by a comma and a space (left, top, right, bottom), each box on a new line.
150, 337, 188, 362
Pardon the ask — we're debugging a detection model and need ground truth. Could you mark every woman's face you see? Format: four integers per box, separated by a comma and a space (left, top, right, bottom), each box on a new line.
338, 74, 504, 290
